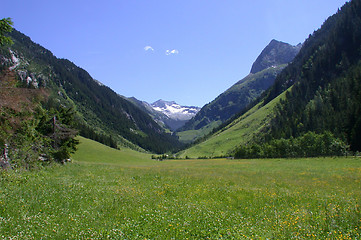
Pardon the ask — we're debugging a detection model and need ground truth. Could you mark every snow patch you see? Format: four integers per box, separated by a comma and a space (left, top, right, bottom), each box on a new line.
94, 79, 104, 87
26, 76, 32, 85
9, 50, 20, 71
151, 100, 200, 121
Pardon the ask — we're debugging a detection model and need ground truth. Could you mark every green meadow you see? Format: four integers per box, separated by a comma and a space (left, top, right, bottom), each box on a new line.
1, 137, 360, 239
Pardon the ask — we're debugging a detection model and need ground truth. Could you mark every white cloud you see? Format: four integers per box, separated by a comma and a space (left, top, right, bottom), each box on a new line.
144, 46, 154, 52
165, 49, 179, 55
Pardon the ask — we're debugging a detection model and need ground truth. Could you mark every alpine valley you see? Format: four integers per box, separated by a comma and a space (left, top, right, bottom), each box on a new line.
2, 1, 361, 238
0, 0, 361, 162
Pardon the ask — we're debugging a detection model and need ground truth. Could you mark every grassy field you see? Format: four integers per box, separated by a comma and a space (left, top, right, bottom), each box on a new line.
1, 137, 360, 239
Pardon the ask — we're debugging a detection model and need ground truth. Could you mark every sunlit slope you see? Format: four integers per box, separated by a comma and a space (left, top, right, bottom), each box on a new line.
178, 90, 288, 158
177, 120, 221, 144
72, 136, 152, 165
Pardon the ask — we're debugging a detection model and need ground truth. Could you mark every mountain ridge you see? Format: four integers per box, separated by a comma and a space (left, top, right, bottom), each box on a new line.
177, 39, 300, 142
0, 29, 182, 153
151, 99, 200, 121
180, 0, 361, 157
250, 39, 302, 74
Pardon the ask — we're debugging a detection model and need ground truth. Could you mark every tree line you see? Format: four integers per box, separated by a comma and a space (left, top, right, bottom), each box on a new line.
234, 131, 349, 159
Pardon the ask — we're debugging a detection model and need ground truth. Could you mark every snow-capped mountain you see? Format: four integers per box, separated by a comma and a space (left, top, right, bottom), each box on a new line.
151, 100, 200, 121
127, 98, 200, 131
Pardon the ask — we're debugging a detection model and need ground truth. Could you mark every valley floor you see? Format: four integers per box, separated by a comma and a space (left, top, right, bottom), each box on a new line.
0, 137, 360, 239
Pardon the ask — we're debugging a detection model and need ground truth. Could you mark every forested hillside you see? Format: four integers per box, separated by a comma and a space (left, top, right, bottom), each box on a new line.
0, 29, 182, 154
260, 0, 361, 152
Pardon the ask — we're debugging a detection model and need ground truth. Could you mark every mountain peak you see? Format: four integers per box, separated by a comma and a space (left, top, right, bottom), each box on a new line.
151, 100, 200, 121
152, 99, 177, 108
250, 39, 301, 74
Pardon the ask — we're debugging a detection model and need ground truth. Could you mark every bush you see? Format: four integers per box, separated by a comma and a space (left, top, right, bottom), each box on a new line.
1, 105, 79, 169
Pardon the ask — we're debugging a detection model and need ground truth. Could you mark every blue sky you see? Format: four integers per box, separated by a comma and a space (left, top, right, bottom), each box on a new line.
2, 0, 348, 107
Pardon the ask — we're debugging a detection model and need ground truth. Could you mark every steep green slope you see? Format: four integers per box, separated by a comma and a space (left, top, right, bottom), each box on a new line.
177, 40, 300, 142
177, 89, 288, 158
0, 30, 182, 153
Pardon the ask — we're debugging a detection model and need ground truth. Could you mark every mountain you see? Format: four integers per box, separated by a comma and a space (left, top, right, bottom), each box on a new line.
261, 0, 361, 152
250, 39, 302, 74
128, 98, 200, 131
179, 0, 361, 157
177, 39, 300, 142
0, 29, 182, 153
127, 97, 172, 130
151, 100, 199, 121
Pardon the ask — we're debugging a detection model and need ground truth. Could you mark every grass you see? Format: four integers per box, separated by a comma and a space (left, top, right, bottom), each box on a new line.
1, 137, 360, 239
73, 137, 151, 165
177, 120, 221, 144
